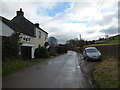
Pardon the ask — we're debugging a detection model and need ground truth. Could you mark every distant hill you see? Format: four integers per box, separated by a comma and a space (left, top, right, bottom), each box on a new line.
95, 34, 120, 44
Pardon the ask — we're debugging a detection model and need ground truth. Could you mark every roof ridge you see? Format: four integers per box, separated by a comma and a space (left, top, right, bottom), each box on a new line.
12, 16, 48, 34
1, 16, 35, 36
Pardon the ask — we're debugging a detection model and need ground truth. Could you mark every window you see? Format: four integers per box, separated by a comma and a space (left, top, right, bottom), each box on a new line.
22, 35, 30, 42
39, 31, 41, 38
28, 38, 30, 41
23, 36, 26, 41
86, 49, 98, 53
25, 38, 27, 41
45, 34, 47, 40
27, 36, 30, 41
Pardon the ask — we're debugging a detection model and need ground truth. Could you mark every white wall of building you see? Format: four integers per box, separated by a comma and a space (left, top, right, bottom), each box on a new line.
20, 28, 48, 58
30, 27, 48, 49
1, 21, 48, 59
0, 21, 14, 36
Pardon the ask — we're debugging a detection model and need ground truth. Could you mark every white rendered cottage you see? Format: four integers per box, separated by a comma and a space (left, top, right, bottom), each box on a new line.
0, 9, 48, 59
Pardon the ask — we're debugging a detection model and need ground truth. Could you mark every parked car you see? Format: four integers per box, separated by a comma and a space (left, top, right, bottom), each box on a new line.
83, 47, 102, 61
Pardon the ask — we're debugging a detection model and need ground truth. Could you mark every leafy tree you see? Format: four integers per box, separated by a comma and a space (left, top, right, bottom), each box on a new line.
48, 37, 58, 56
48, 37, 58, 47
2, 32, 21, 61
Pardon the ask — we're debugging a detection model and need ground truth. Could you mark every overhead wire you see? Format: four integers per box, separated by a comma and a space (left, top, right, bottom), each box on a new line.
87, 0, 104, 27
111, 0, 119, 6
87, 0, 118, 28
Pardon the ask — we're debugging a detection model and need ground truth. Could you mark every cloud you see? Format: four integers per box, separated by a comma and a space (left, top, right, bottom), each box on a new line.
1, 0, 118, 44
100, 26, 118, 35
93, 5, 117, 26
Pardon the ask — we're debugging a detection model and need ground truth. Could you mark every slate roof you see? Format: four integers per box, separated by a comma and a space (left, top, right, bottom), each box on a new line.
11, 16, 48, 35
0, 16, 36, 36
1, 12, 48, 37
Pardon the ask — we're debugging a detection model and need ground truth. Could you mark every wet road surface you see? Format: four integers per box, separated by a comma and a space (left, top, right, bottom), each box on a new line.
3, 51, 97, 88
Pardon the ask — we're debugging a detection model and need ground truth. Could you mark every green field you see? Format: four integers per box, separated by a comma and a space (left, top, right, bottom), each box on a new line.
95, 34, 120, 44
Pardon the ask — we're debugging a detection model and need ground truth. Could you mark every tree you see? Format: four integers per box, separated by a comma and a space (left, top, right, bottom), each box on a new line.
48, 37, 58, 56
79, 40, 85, 47
56, 44, 67, 54
2, 32, 21, 61
66, 39, 77, 47
48, 37, 58, 47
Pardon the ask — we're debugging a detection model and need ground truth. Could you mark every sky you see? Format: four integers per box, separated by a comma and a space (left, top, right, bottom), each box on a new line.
1, 0, 119, 44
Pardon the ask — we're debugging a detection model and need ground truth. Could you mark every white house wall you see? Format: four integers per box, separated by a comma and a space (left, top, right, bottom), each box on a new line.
0, 21, 14, 36
20, 28, 48, 58
1, 21, 48, 59
30, 27, 48, 49
20, 33, 35, 58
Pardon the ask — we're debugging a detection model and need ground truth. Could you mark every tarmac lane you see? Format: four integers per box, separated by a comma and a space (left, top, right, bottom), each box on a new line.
3, 51, 95, 88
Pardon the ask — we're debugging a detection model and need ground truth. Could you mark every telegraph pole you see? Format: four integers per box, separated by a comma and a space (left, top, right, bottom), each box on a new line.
79, 34, 81, 40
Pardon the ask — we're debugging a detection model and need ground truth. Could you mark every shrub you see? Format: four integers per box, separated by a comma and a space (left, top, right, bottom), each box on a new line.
56, 45, 67, 54
34, 47, 49, 58
48, 47, 57, 56
2, 32, 21, 61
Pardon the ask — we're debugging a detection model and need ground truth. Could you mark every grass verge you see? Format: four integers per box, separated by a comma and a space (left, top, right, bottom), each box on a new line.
93, 57, 118, 88
2, 53, 66, 77
84, 44, 119, 88
2, 58, 48, 76
84, 43, 118, 48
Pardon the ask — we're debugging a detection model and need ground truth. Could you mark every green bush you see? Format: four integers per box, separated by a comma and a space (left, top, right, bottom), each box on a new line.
2, 33, 21, 61
34, 47, 49, 58
56, 45, 67, 54
48, 47, 57, 56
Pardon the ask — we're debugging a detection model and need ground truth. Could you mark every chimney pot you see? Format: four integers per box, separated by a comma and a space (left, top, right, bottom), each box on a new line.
35, 23, 39, 28
17, 8, 24, 16
20, 8, 22, 11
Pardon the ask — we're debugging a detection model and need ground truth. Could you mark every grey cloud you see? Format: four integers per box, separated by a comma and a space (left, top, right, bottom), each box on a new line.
94, 11, 117, 26
1, 1, 118, 44
47, 26, 62, 32
100, 26, 118, 35
86, 31, 95, 34
51, 35, 69, 44
52, 33, 78, 44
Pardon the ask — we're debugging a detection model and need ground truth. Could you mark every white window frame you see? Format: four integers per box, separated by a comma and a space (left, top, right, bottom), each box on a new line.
45, 34, 47, 40
22, 35, 30, 42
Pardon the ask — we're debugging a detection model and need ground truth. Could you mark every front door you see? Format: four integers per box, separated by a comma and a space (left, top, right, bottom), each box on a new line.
21, 46, 32, 60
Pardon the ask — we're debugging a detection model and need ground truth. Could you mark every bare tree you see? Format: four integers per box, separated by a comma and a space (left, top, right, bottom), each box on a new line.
48, 37, 58, 47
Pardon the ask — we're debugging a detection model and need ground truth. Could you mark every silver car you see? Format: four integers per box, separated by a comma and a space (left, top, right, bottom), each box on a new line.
83, 47, 102, 61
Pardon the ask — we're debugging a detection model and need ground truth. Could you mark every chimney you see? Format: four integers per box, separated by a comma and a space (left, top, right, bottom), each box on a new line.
35, 23, 39, 28
17, 8, 24, 16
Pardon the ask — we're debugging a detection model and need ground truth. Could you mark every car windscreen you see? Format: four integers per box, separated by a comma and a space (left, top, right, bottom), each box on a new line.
86, 49, 98, 53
